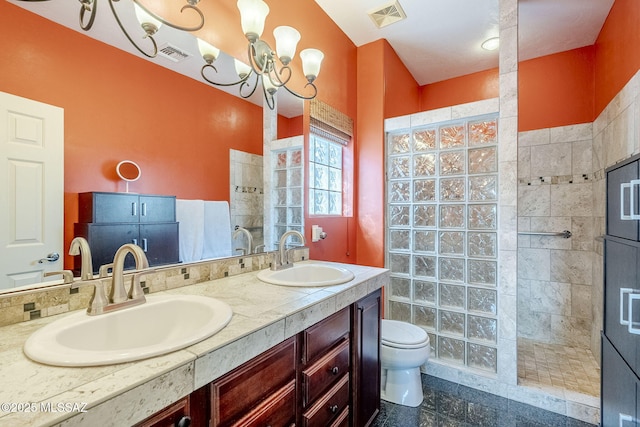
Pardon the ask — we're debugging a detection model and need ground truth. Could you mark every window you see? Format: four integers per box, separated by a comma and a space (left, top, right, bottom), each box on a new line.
309, 133, 343, 215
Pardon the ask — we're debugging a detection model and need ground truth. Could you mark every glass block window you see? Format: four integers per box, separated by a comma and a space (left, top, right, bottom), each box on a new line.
272, 146, 303, 243
309, 133, 343, 215
386, 114, 499, 373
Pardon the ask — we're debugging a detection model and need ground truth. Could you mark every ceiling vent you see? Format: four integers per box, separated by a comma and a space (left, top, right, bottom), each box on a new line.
157, 43, 192, 63
368, 0, 407, 29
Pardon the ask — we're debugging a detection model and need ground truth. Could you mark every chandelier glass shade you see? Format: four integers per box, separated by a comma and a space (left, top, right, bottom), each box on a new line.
18, 0, 322, 109
198, 0, 324, 109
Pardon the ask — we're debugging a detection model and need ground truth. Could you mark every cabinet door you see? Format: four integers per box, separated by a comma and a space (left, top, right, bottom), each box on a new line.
602, 334, 638, 427
74, 223, 139, 272
133, 396, 191, 427
608, 161, 639, 241
211, 337, 297, 427
139, 195, 176, 223
605, 239, 640, 374
352, 289, 381, 427
140, 223, 179, 266
81, 192, 140, 223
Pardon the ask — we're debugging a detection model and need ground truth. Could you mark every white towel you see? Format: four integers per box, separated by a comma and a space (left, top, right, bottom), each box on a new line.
202, 201, 233, 259
176, 199, 205, 263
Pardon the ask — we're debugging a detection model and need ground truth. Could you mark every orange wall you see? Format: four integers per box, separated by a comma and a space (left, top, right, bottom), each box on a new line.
594, 0, 640, 116
420, 68, 499, 112
382, 42, 421, 119
519, 47, 595, 131
1, 1, 357, 269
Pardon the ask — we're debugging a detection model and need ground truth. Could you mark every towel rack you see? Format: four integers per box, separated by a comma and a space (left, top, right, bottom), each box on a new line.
517, 230, 572, 239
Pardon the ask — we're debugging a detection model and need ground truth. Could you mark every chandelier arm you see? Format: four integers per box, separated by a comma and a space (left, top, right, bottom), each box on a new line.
131, 0, 204, 32
108, 0, 158, 58
79, 0, 97, 30
282, 81, 318, 100
261, 82, 275, 110
268, 64, 292, 88
246, 43, 270, 77
238, 73, 261, 99
201, 64, 254, 88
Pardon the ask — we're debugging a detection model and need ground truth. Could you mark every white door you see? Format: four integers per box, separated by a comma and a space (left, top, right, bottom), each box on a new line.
0, 92, 64, 290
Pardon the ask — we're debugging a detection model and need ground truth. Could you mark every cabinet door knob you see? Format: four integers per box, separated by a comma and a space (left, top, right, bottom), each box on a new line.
175, 415, 191, 427
331, 366, 339, 375
329, 404, 339, 414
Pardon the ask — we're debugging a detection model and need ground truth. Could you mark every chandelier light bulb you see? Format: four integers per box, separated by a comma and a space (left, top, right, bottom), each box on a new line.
237, 0, 269, 43
273, 26, 301, 65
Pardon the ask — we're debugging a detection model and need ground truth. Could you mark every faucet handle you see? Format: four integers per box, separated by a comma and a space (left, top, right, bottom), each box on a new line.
70, 280, 109, 315
129, 269, 155, 300
44, 270, 74, 284
99, 263, 114, 278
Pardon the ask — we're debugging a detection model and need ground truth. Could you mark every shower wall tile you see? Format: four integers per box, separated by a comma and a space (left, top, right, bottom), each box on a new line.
411, 107, 452, 127
549, 183, 593, 217
549, 250, 593, 286
570, 217, 595, 251
451, 98, 500, 119
571, 284, 592, 320
499, 206, 518, 251
519, 128, 550, 147
572, 140, 593, 175
528, 280, 571, 316
549, 123, 593, 144
517, 248, 550, 281
518, 146, 531, 179
530, 142, 572, 177
550, 315, 590, 348
499, 294, 518, 341
518, 185, 550, 216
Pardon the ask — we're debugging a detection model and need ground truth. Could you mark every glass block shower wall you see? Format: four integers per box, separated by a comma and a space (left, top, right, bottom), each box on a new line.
386, 114, 499, 373
272, 147, 304, 243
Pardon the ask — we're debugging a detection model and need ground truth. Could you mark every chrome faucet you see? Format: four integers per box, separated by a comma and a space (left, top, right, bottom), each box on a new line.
69, 237, 93, 280
233, 226, 254, 256
110, 243, 149, 304
272, 230, 305, 270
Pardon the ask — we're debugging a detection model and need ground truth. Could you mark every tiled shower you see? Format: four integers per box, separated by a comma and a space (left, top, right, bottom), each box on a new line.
386, 113, 501, 373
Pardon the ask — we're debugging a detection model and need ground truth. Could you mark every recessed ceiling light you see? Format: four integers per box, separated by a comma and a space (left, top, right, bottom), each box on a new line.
481, 37, 500, 51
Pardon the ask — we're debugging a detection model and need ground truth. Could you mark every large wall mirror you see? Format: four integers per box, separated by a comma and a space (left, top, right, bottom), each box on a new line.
0, 0, 498, 292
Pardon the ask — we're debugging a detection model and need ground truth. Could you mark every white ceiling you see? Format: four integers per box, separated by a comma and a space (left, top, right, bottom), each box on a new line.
9, 0, 615, 114
315, 0, 615, 85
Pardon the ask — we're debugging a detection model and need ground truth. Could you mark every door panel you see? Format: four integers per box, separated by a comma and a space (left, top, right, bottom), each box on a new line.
0, 92, 63, 290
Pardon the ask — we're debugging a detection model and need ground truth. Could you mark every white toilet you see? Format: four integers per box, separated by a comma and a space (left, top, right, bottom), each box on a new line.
380, 319, 431, 407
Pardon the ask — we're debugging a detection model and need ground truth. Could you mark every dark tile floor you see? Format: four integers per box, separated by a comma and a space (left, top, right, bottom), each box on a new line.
371, 375, 597, 427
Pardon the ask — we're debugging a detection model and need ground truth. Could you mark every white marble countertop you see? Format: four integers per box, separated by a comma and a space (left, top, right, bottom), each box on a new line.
0, 260, 389, 426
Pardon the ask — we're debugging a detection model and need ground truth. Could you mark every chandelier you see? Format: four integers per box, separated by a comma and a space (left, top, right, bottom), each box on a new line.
17, 0, 322, 109
197, 0, 324, 109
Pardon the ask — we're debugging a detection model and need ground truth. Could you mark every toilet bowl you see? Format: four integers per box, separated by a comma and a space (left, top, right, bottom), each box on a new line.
380, 319, 430, 407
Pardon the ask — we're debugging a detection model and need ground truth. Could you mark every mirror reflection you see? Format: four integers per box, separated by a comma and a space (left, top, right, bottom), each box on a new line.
2, 0, 502, 292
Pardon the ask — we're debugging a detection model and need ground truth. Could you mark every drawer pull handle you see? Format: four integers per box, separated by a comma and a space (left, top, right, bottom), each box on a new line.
331, 366, 339, 375
329, 404, 339, 414
176, 416, 191, 427
629, 293, 640, 335
132, 202, 137, 217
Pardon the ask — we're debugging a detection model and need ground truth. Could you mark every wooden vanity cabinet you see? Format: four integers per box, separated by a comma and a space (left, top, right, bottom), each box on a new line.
300, 307, 351, 427
133, 385, 208, 427
352, 289, 382, 427
141, 290, 381, 427
75, 192, 179, 273
210, 336, 298, 427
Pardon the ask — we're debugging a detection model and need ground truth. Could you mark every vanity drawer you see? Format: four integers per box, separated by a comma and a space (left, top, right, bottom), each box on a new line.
302, 339, 350, 405
230, 380, 296, 427
303, 307, 350, 363
330, 407, 349, 427
211, 337, 297, 426
302, 374, 349, 427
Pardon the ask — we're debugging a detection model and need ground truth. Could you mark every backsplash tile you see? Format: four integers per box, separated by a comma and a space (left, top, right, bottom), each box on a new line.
0, 248, 308, 328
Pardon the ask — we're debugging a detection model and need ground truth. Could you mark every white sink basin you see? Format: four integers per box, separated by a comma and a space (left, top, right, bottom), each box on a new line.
257, 262, 355, 287
24, 295, 232, 367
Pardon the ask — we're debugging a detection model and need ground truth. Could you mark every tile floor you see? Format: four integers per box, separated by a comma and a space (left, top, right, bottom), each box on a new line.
371, 374, 597, 427
517, 338, 600, 397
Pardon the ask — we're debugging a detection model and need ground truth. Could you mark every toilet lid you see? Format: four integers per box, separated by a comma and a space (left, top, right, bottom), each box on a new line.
381, 319, 429, 349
